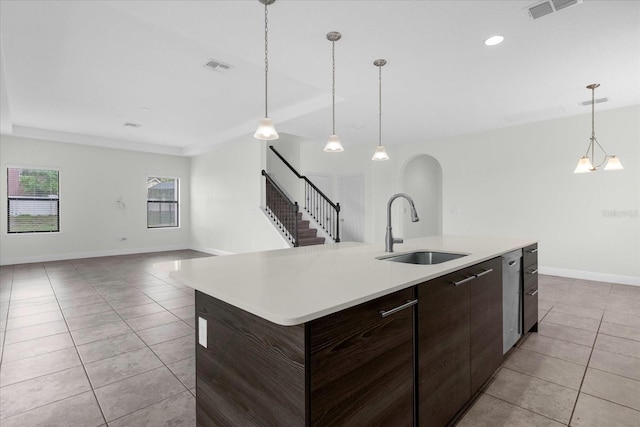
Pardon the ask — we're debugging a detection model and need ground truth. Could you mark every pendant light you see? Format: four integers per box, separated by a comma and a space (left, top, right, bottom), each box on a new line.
574, 83, 623, 173
324, 31, 344, 152
254, 0, 279, 141
371, 59, 390, 161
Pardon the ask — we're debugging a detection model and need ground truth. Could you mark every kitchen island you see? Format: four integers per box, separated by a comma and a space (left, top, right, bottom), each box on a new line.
163, 235, 538, 426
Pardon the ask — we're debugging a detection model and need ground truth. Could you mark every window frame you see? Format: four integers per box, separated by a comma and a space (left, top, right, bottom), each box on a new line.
7, 166, 61, 234
146, 176, 180, 229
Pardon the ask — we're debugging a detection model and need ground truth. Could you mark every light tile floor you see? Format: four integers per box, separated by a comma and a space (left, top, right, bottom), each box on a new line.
1, 253, 639, 426
458, 275, 640, 427
0, 250, 209, 426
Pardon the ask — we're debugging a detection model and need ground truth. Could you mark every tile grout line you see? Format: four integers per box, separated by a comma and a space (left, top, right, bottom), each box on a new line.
73, 257, 196, 422
484, 391, 573, 426
46, 263, 110, 427
578, 390, 640, 414
566, 288, 609, 425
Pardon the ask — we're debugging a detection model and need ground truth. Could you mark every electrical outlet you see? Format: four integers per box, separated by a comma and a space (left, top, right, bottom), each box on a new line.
198, 317, 207, 348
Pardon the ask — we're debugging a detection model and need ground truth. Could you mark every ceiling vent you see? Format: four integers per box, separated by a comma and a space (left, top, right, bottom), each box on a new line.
204, 59, 233, 72
580, 97, 609, 106
123, 122, 141, 128
528, 0, 582, 19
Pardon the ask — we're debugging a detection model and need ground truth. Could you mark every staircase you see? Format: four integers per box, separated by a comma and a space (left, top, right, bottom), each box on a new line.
295, 213, 326, 246
262, 146, 341, 247
263, 171, 325, 247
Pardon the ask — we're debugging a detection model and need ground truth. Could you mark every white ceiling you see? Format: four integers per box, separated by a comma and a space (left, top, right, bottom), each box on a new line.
1, 0, 638, 156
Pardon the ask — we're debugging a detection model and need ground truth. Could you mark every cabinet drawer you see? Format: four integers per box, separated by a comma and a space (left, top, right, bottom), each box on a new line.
523, 244, 538, 268
309, 287, 415, 426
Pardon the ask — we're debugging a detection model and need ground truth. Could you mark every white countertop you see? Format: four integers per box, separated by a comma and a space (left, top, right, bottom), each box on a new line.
158, 235, 535, 326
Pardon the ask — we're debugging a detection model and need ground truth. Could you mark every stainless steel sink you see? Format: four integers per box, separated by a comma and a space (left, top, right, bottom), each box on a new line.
378, 251, 468, 265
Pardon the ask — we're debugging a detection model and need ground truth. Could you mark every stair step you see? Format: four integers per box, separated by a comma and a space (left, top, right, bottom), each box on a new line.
297, 220, 310, 229
298, 237, 326, 246
298, 228, 317, 238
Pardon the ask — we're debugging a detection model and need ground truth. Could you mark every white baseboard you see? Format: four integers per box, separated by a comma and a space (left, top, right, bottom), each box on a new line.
0, 244, 190, 266
540, 266, 639, 286
191, 247, 236, 256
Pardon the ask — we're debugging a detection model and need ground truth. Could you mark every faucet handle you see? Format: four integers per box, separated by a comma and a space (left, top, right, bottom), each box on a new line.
393, 237, 403, 244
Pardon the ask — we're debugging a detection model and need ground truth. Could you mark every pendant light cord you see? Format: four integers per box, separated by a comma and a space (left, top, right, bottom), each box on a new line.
332, 40, 336, 135
378, 64, 382, 147
264, 2, 269, 117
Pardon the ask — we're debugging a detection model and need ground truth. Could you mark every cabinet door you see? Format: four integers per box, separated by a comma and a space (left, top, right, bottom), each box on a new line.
418, 268, 471, 427
523, 281, 539, 333
469, 257, 503, 394
523, 244, 539, 333
309, 288, 415, 426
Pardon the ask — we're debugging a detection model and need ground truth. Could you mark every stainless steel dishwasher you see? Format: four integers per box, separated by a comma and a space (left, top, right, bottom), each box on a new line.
502, 249, 523, 354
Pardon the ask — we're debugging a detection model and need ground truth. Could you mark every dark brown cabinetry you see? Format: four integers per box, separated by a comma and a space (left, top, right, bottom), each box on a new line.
470, 257, 503, 394
522, 244, 539, 333
196, 287, 416, 427
309, 287, 415, 426
418, 265, 471, 426
195, 254, 518, 426
195, 292, 306, 426
418, 257, 502, 426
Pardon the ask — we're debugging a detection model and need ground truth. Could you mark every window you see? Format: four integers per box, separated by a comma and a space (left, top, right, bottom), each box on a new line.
7, 167, 60, 233
147, 177, 179, 228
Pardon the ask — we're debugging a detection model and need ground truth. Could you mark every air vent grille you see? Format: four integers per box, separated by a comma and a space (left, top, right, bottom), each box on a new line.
124, 122, 141, 128
204, 59, 233, 72
529, 2, 554, 19
528, 0, 582, 19
552, 0, 580, 11
580, 97, 609, 106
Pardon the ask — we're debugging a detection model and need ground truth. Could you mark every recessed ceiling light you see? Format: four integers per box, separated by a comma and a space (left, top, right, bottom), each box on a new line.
484, 35, 504, 46
140, 107, 150, 112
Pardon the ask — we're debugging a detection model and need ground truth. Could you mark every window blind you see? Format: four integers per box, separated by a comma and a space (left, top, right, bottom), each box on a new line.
7, 168, 60, 233
147, 177, 179, 228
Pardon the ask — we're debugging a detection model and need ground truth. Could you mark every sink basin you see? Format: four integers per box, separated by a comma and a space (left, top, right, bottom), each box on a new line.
378, 251, 468, 265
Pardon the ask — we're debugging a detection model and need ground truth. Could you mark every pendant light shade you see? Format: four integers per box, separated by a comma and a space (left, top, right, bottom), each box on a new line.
604, 155, 623, 171
255, 0, 279, 141
254, 118, 279, 140
325, 134, 344, 152
372, 145, 390, 161
573, 83, 622, 173
371, 59, 389, 161
324, 31, 344, 152
573, 156, 593, 173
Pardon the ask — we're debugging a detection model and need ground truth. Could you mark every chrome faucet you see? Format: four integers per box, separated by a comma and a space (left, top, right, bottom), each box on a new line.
385, 193, 420, 252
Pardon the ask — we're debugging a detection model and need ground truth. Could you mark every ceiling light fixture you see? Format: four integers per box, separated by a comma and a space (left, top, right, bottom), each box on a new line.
574, 83, 623, 173
254, 0, 279, 141
372, 59, 390, 161
324, 31, 344, 153
484, 35, 504, 46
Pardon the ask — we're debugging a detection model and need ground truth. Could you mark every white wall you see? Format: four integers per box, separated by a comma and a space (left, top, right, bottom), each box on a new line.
299, 142, 380, 243
189, 136, 288, 254
300, 106, 640, 284
402, 155, 443, 239
0, 135, 191, 264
